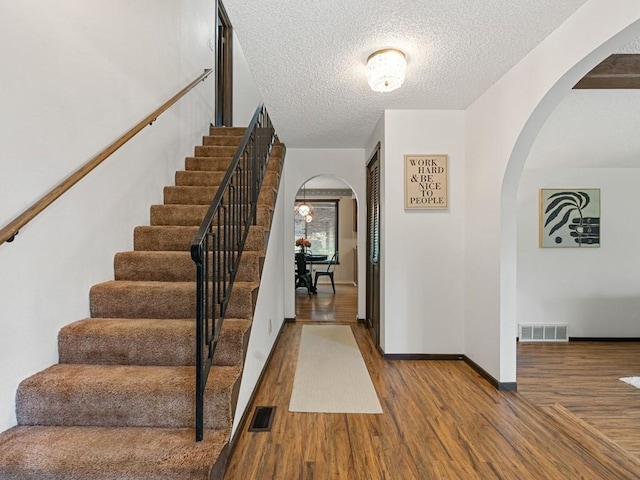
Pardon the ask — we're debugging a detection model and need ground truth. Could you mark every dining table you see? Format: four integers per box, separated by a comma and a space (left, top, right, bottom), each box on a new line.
295, 253, 328, 294
304, 253, 328, 263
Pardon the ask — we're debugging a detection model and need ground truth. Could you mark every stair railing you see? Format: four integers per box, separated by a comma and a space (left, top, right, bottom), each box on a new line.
190, 105, 275, 441
0, 69, 213, 247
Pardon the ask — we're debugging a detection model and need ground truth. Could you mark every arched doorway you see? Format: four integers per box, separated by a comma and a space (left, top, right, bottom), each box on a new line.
498, 13, 640, 385
462, 4, 640, 389
293, 175, 359, 323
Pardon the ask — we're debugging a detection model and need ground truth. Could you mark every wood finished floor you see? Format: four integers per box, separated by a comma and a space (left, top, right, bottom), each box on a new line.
295, 283, 358, 322
517, 341, 640, 459
225, 287, 640, 479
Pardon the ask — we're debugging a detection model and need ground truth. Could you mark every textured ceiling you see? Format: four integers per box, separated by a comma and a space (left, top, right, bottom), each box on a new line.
224, 0, 589, 148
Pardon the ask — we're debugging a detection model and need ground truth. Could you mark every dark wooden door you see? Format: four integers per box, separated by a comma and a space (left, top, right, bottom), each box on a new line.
215, 1, 233, 127
366, 144, 381, 348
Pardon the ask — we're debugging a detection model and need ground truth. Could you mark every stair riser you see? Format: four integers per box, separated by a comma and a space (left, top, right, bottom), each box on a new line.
270, 144, 285, 160
214, 322, 251, 367
194, 146, 237, 157
58, 319, 250, 367
60, 320, 195, 366
175, 170, 280, 188
16, 366, 239, 430
150, 204, 208, 226
134, 225, 267, 252
209, 126, 246, 136
259, 187, 277, 208
115, 252, 195, 282
185, 155, 282, 173
175, 171, 226, 186
0, 426, 230, 480
202, 135, 243, 146
115, 252, 261, 282
185, 157, 232, 172
163, 186, 276, 206
195, 142, 282, 160
150, 204, 273, 227
90, 283, 257, 320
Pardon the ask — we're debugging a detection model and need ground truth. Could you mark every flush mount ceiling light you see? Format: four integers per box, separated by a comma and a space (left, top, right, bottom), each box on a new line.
366, 48, 407, 93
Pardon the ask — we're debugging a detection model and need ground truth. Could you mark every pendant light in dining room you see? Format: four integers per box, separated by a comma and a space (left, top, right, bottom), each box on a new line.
295, 184, 313, 221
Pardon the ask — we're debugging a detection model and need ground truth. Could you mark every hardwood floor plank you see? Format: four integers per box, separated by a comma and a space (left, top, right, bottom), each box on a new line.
225, 292, 640, 478
295, 284, 358, 322
518, 341, 640, 459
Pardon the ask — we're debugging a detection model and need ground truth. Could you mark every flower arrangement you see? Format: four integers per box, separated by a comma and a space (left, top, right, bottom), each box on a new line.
295, 237, 311, 251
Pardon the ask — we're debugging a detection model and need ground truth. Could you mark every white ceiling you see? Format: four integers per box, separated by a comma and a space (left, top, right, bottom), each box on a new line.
224, 0, 589, 148
527, 90, 640, 169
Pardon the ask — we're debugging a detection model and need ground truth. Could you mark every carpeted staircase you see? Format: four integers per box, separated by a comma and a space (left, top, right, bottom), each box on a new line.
0, 127, 284, 479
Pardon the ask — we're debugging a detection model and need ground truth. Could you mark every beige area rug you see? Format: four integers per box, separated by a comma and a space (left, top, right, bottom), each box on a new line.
289, 325, 383, 414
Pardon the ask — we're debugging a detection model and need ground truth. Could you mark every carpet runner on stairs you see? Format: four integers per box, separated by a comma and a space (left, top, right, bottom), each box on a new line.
0, 126, 284, 480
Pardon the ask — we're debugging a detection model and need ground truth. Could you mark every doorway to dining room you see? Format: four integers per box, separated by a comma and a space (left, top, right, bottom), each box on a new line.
294, 175, 359, 323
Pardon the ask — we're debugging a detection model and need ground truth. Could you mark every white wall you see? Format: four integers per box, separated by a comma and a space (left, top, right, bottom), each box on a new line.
282, 149, 367, 320
518, 168, 640, 337
334, 195, 357, 285
233, 32, 263, 126
382, 110, 466, 354
0, 1, 215, 431
465, 0, 640, 383
232, 168, 285, 434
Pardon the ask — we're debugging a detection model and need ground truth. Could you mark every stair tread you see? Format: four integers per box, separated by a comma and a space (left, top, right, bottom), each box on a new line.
209, 126, 246, 135
185, 156, 282, 173
92, 279, 259, 288
133, 224, 268, 252
116, 250, 263, 259
16, 364, 242, 428
202, 135, 244, 146
114, 250, 262, 282
90, 280, 259, 320
18, 363, 240, 391
194, 146, 237, 157
175, 171, 227, 186
0, 425, 228, 480
163, 185, 276, 206
175, 170, 279, 187
150, 203, 274, 227
59, 318, 251, 366
163, 185, 277, 193
134, 225, 268, 234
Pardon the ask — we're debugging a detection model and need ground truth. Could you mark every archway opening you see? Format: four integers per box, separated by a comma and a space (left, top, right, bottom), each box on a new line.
293, 175, 360, 323
500, 18, 640, 386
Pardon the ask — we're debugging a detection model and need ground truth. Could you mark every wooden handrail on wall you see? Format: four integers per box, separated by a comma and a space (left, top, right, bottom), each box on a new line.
0, 68, 213, 246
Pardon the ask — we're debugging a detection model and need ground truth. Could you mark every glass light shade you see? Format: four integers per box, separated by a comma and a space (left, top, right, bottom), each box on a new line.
305, 215, 313, 223
296, 203, 311, 217
366, 49, 406, 93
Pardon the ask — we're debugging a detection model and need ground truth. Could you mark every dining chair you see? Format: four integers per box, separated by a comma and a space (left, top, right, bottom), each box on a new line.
314, 251, 338, 293
295, 252, 314, 295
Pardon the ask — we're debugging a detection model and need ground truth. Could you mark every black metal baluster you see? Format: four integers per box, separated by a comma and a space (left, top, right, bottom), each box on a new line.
190, 105, 276, 441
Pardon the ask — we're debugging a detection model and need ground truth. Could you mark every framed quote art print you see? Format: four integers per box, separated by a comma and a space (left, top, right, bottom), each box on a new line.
404, 154, 448, 209
539, 188, 600, 248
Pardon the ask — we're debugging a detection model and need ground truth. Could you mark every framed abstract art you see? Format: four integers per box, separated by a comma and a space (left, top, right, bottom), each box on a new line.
539, 188, 600, 248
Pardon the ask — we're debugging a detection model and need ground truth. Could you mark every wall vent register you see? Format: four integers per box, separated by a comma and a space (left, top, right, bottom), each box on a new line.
519, 324, 568, 342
